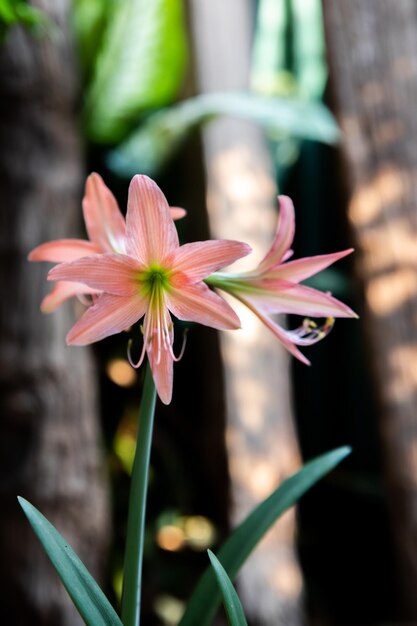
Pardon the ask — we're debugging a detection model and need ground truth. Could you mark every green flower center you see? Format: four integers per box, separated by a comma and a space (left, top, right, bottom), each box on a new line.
139, 265, 171, 297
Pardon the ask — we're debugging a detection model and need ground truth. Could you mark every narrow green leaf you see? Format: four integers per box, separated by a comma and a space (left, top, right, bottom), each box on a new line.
179, 446, 351, 626
108, 91, 340, 177
84, 0, 187, 143
18, 497, 123, 626
208, 551, 248, 626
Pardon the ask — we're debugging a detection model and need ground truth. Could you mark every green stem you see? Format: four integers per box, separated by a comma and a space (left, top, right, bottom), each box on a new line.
121, 361, 157, 626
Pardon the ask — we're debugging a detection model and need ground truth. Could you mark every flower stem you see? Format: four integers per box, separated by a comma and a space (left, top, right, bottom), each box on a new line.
121, 360, 156, 626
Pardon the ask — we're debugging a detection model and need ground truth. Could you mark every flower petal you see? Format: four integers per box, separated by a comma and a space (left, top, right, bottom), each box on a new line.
269, 249, 354, 283
48, 254, 142, 296
40, 281, 98, 313
239, 293, 339, 364
149, 345, 173, 405
172, 240, 252, 283
256, 195, 295, 271
28, 239, 102, 263
239, 279, 357, 318
83, 172, 126, 253
66, 293, 146, 345
166, 282, 241, 330
125, 175, 179, 264
233, 293, 311, 364
170, 206, 187, 220
145, 308, 174, 405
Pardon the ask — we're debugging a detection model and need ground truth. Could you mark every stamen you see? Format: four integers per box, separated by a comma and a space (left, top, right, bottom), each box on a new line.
153, 289, 163, 365
127, 335, 147, 369
128, 266, 189, 369
171, 328, 188, 362
289, 317, 334, 345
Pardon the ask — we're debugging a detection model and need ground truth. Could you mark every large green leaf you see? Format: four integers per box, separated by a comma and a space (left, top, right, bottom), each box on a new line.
108, 91, 340, 177
84, 0, 187, 143
208, 551, 248, 626
18, 498, 123, 626
179, 446, 351, 626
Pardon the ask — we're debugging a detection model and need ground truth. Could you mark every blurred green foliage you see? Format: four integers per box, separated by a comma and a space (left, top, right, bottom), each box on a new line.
252, 0, 326, 99
72, 0, 338, 181
108, 91, 340, 178
79, 0, 187, 143
72, 0, 108, 80
0, 0, 49, 40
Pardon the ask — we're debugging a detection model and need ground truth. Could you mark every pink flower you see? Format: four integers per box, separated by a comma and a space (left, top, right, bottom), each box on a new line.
47, 175, 251, 404
205, 195, 357, 365
28, 173, 186, 312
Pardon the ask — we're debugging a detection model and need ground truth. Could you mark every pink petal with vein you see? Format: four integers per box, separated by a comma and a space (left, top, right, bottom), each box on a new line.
67, 293, 146, 345
172, 240, 252, 283
167, 283, 241, 330
236, 294, 311, 364
257, 196, 295, 271
83, 173, 126, 253
146, 308, 174, 405
243, 279, 357, 318
28, 239, 102, 263
126, 175, 179, 264
270, 249, 353, 283
149, 344, 173, 405
48, 254, 142, 296
41, 281, 98, 313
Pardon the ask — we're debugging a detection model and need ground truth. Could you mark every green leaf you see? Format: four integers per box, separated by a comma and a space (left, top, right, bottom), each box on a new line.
179, 446, 351, 626
108, 91, 340, 177
208, 551, 248, 626
18, 497, 123, 626
84, 0, 187, 143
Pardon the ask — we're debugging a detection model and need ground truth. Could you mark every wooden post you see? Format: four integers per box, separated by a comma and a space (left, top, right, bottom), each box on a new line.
323, 0, 417, 617
0, 3, 110, 623
188, 1, 303, 624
